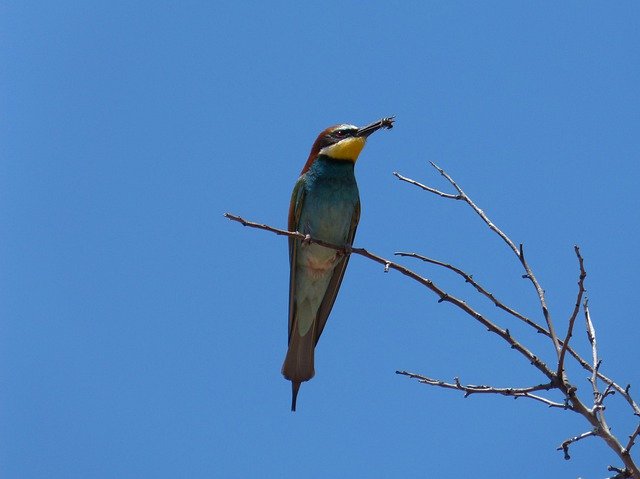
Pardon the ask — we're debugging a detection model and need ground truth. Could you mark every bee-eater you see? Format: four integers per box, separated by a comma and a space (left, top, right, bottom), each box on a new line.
282, 117, 394, 411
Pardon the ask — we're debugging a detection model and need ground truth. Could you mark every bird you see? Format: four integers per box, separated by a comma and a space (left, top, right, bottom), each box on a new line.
282, 116, 394, 411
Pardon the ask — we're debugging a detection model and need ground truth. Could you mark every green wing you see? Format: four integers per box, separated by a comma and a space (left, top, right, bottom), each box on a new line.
287, 176, 306, 343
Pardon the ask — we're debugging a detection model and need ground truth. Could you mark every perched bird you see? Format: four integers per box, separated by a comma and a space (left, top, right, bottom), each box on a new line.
282, 117, 394, 411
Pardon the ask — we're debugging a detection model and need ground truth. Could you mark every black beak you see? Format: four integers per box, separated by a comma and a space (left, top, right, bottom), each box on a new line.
356, 116, 395, 138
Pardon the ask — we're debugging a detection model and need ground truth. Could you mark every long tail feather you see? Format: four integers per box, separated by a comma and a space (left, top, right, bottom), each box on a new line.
282, 321, 316, 411
291, 382, 301, 411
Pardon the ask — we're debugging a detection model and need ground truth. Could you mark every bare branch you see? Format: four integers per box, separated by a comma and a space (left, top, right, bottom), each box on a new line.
578, 299, 628, 471
565, 345, 640, 418
627, 423, 640, 453
402, 162, 522, 257
225, 212, 556, 381
557, 429, 598, 460
228, 160, 640, 476
598, 384, 617, 406
518, 242, 562, 357
392, 171, 461, 199
394, 249, 638, 412
395, 251, 549, 335
584, 298, 602, 406
396, 164, 562, 357
395, 370, 566, 408
607, 465, 632, 479
557, 245, 587, 378
224, 213, 334, 247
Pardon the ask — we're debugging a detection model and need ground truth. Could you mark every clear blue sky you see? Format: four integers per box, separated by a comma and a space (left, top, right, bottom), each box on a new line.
2, 2, 639, 478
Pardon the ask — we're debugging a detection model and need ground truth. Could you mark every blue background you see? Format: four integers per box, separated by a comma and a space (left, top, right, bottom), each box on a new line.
2, 2, 639, 478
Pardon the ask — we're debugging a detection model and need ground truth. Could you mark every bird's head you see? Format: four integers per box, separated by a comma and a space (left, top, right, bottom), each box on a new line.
301, 117, 394, 174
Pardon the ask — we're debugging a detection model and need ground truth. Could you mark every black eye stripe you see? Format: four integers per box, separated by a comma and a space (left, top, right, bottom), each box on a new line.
334, 128, 355, 138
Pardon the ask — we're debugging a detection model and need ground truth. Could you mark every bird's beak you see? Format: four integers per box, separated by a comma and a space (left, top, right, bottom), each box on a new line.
356, 116, 395, 138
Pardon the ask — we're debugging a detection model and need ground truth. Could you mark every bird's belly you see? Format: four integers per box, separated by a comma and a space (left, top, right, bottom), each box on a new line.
298, 243, 340, 279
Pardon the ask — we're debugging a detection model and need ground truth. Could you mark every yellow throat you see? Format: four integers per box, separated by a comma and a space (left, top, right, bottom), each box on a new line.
318, 137, 366, 162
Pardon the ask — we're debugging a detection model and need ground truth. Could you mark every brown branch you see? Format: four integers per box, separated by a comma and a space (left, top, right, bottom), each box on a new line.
224, 212, 640, 407
564, 343, 640, 418
605, 383, 640, 417
395, 163, 562, 357
395, 251, 549, 335
224, 212, 556, 382
607, 465, 632, 479
627, 423, 640, 454
396, 370, 565, 408
557, 245, 587, 379
393, 250, 638, 413
414, 162, 521, 257
392, 249, 640, 417
518, 242, 562, 357
566, 376, 638, 477
393, 167, 640, 477
226, 206, 640, 477
393, 171, 462, 199
577, 299, 632, 473
584, 298, 601, 404
396, 162, 640, 479
557, 429, 598, 460
393, 250, 634, 407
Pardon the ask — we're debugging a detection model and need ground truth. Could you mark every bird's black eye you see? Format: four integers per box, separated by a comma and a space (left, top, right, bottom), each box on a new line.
334, 129, 349, 138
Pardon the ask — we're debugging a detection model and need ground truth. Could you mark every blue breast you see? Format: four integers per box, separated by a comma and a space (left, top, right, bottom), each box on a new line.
300, 156, 359, 244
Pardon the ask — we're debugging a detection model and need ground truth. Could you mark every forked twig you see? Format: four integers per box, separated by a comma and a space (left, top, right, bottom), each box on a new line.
224, 213, 555, 382
227, 162, 639, 478
393, 250, 637, 410
628, 423, 640, 454
396, 370, 565, 408
395, 251, 547, 334
557, 429, 598, 460
557, 246, 587, 379
393, 164, 639, 477
395, 162, 562, 357
392, 171, 461, 199
584, 298, 601, 404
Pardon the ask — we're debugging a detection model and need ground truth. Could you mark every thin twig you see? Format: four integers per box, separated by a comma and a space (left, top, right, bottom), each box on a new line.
224, 213, 556, 381
395, 251, 548, 334
557, 245, 587, 379
627, 423, 640, 453
396, 370, 565, 408
393, 171, 462, 199
413, 163, 521, 256
581, 298, 621, 463
228, 159, 640, 476
557, 429, 598, 460
518, 242, 562, 357
584, 298, 601, 406
224, 213, 640, 415
566, 347, 640, 418
394, 250, 637, 408
396, 164, 562, 357
607, 465, 632, 479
